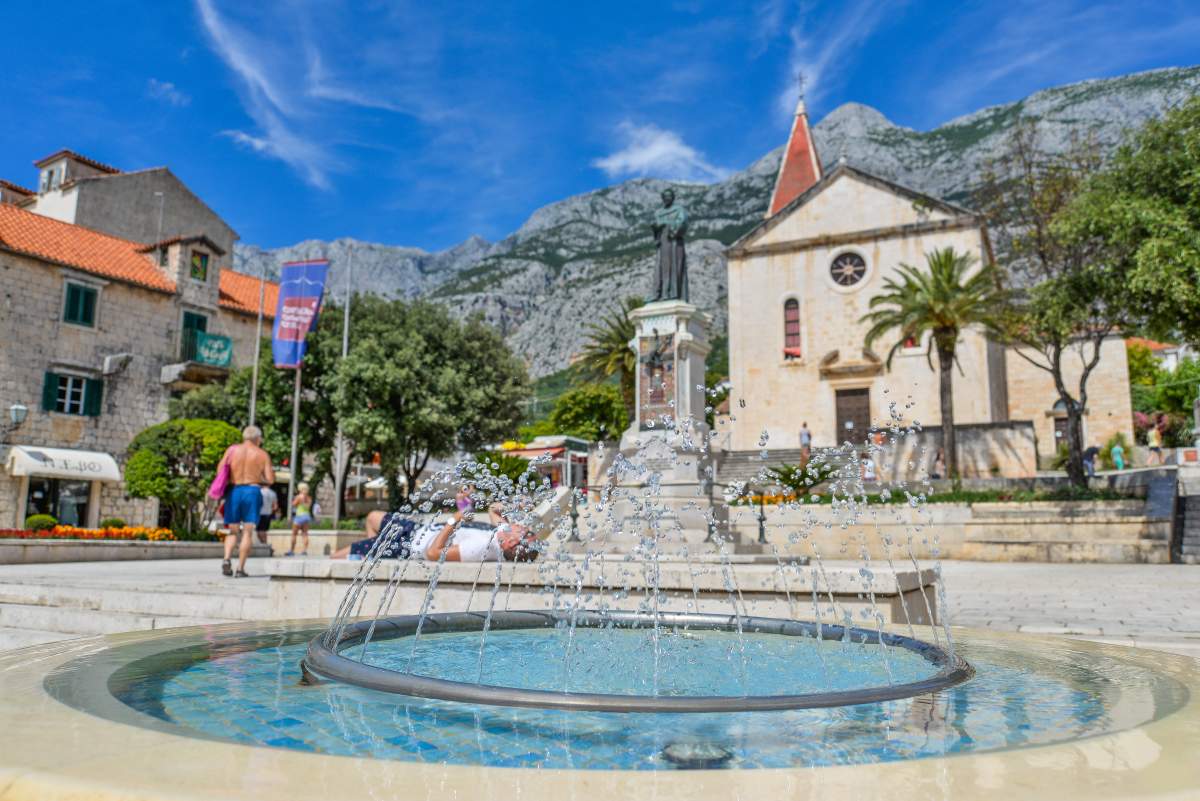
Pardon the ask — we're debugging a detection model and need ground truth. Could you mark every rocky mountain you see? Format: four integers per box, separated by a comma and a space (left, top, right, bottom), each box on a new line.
234, 66, 1200, 377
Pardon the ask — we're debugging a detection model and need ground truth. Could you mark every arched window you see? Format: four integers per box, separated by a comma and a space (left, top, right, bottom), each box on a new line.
783, 299, 801, 359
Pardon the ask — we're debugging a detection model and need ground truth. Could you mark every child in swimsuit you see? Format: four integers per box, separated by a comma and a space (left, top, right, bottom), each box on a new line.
287, 483, 313, 556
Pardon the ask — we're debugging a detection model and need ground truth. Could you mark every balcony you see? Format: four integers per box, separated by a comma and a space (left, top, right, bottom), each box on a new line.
181, 330, 233, 366
161, 331, 234, 390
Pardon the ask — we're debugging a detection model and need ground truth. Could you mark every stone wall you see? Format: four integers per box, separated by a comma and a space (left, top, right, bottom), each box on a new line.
1006, 336, 1134, 458
73, 170, 237, 261
877, 422, 1038, 480
0, 252, 177, 528
726, 500, 1170, 564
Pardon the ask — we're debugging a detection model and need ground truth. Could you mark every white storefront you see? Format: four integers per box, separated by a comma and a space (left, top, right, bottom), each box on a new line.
4, 446, 121, 529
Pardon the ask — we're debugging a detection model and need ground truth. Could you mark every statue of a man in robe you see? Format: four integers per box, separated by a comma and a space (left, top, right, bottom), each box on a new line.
650, 188, 688, 302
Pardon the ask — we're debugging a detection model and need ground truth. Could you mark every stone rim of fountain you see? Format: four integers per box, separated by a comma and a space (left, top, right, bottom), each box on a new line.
302, 609, 974, 713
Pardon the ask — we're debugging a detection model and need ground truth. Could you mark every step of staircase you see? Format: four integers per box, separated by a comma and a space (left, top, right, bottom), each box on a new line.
0, 626, 70, 651
0, 560, 272, 651
0, 581, 267, 620
0, 603, 237, 636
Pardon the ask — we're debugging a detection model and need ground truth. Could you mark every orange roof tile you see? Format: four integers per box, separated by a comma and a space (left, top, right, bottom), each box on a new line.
33, 149, 120, 174
219, 268, 279, 318
1127, 336, 1176, 352
0, 204, 174, 293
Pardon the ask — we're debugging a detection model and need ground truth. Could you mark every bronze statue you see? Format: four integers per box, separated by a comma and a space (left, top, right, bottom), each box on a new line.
650, 188, 688, 302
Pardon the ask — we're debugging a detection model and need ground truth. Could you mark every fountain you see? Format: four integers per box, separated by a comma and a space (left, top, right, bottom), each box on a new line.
1, 305, 1198, 798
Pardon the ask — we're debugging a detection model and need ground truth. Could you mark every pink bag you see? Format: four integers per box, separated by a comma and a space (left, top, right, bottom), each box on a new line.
208, 446, 236, 500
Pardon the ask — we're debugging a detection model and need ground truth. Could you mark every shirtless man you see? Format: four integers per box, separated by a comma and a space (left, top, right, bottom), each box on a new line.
215, 426, 275, 577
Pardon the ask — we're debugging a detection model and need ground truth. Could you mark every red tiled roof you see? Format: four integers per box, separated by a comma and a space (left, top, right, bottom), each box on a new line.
0, 179, 33, 196
1127, 337, 1176, 352
33, 149, 120, 174
768, 99, 822, 218
219, 269, 279, 319
0, 204, 174, 293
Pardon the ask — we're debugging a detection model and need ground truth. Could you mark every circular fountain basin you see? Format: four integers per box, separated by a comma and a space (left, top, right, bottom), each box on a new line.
304, 611, 973, 712
0, 620, 1198, 800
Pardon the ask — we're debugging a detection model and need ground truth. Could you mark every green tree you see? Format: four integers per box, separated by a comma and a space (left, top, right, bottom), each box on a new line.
861, 247, 1006, 483
579, 297, 643, 419
1059, 96, 1200, 346
1153, 357, 1200, 418
1125, 341, 1159, 414
171, 298, 389, 515
977, 120, 1117, 487
124, 419, 240, 535
332, 298, 530, 506
545, 382, 628, 442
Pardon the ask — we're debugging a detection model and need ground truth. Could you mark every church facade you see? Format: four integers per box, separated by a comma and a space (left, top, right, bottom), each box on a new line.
723, 100, 1133, 476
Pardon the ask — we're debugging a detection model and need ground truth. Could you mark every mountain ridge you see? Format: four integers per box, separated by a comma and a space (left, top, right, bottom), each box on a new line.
233, 65, 1200, 376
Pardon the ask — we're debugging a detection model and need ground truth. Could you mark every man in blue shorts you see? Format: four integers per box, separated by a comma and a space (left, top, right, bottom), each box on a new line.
216, 426, 275, 577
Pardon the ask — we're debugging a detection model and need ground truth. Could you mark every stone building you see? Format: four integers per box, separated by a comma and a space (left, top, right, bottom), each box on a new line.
0, 175, 277, 528
723, 100, 1133, 477
14, 150, 237, 260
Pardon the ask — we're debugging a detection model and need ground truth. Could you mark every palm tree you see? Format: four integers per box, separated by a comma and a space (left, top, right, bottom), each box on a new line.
860, 247, 1006, 483
579, 297, 644, 420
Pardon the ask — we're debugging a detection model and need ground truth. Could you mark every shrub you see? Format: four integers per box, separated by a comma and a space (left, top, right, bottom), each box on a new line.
98, 517, 126, 529
1050, 441, 1069, 470
766, 460, 837, 496
125, 418, 241, 535
24, 514, 57, 531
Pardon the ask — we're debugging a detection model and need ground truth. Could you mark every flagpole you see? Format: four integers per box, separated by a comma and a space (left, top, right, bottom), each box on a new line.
332, 247, 353, 531
287, 365, 302, 514
248, 264, 266, 426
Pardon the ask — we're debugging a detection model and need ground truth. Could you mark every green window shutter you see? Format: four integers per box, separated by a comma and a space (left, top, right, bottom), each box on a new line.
64, 284, 97, 326
80, 287, 96, 325
84, 378, 104, 417
41, 372, 59, 412
63, 285, 77, 322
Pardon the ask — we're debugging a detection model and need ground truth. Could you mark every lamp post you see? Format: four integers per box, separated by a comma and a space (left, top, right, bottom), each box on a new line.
1, 404, 28, 444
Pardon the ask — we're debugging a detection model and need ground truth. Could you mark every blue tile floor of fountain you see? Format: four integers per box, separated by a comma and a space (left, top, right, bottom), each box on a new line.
102, 626, 1178, 771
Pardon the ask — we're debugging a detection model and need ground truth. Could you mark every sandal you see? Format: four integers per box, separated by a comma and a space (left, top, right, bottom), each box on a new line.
221, 560, 233, 576
234, 569, 249, 578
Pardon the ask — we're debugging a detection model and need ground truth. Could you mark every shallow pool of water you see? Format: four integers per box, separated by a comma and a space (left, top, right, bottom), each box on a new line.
76, 624, 1187, 770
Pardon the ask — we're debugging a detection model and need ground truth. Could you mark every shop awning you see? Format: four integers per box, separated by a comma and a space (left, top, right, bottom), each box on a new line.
5, 446, 121, 481
504, 446, 565, 459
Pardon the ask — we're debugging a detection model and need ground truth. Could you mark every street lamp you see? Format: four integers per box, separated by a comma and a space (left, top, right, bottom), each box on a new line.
2, 403, 28, 444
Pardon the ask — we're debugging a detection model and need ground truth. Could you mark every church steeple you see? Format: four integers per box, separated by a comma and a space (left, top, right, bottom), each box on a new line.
767, 96, 822, 218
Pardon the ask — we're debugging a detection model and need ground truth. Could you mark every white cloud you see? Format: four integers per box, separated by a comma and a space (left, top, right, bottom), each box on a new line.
775, 0, 896, 119
593, 121, 730, 182
195, 0, 343, 188
146, 78, 190, 107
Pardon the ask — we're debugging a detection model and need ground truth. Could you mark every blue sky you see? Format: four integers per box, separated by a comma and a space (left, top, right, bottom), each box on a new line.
2, 1, 1198, 251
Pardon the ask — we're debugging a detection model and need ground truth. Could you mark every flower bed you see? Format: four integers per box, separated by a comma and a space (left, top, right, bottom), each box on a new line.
0, 525, 177, 541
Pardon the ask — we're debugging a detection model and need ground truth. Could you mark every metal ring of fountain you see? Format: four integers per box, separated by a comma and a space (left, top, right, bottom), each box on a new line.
303, 610, 974, 713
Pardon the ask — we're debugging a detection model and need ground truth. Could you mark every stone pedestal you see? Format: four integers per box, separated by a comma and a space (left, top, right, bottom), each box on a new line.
607, 301, 735, 547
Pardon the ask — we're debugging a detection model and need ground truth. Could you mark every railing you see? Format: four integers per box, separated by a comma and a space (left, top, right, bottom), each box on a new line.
180, 330, 233, 367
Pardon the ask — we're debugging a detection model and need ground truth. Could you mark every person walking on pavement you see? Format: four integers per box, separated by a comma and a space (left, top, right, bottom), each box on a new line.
215, 426, 275, 577
799, 422, 812, 465
257, 484, 278, 545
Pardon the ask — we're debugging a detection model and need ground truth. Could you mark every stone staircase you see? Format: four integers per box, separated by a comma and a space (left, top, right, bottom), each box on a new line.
0, 560, 270, 651
716, 448, 807, 486
1178, 495, 1200, 564
1175, 466, 1200, 565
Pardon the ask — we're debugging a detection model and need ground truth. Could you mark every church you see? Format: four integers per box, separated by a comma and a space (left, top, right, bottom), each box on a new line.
723, 99, 1133, 477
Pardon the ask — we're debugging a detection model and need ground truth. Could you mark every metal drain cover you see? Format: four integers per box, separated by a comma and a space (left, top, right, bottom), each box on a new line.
661, 741, 734, 769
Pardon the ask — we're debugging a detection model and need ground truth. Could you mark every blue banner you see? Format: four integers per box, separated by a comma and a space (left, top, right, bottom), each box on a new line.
272, 260, 329, 368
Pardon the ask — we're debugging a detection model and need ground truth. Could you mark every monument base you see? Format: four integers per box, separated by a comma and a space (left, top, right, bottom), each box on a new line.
602, 299, 758, 551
